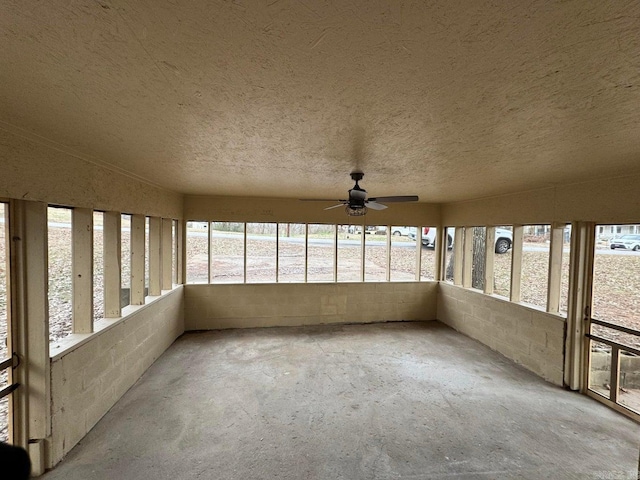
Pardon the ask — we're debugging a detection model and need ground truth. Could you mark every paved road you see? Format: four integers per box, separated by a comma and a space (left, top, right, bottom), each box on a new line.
42, 224, 640, 256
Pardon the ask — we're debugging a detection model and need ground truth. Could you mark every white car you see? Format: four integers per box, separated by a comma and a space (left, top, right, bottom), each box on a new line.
390, 226, 416, 236
609, 234, 640, 251
410, 227, 513, 254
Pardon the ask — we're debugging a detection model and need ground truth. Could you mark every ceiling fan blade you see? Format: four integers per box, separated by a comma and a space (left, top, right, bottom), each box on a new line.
367, 195, 419, 203
300, 198, 346, 202
366, 201, 388, 211
324, 203, 347, 210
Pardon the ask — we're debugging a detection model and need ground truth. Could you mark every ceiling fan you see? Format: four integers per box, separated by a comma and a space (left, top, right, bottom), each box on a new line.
301, 171, 419, 216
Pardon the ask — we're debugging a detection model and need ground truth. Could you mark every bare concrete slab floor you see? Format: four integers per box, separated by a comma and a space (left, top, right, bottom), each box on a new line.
42, 322, 640, 480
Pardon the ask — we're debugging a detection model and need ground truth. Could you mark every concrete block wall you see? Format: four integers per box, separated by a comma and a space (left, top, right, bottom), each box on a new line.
438, 283, 565, 386
49, 288, 184, 467
184, 282, 438, 330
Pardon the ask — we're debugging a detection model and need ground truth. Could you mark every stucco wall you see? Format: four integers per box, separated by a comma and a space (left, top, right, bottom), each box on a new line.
184, 194, 440, 226
0, 126, 183, 218
184, 282, 437, 330
441, 173, 640, 226
49, 288, 184, 467
437, 283, 565, 386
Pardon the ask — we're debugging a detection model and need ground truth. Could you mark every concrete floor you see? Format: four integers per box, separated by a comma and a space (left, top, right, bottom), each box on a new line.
42, 321, 639, 479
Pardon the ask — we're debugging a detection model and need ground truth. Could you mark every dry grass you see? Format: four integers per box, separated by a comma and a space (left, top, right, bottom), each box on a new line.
2, 225, 640, 441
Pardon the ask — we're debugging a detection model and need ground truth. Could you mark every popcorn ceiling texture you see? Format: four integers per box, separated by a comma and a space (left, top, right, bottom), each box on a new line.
1, 1, 639, 203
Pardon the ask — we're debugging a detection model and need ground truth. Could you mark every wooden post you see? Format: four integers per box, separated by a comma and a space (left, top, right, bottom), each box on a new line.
484, 227, 496, 295
462, 227, 473, 288
547, 223, 565, 313
161, 218, 172, 290
510, 225, 524, 302
453, 227, 464, 285
130, 214, 145, 305
148, 217, 161, 296
72, 208, 93, 334
415, 227, 422, 281
18, 201, 50, 439
386, 226, 391, 282
103, 212, 121, 317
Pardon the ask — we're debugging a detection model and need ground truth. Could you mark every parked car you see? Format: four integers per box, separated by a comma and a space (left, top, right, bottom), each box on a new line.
390, 226, 416, 236
348, 226, 417, 236
347, 226, 377, 234
409, 227, 513, 254
609, 234, 640, 251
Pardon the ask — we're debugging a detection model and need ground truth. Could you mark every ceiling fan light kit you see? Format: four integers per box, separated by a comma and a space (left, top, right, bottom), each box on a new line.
301, 171, 419, 217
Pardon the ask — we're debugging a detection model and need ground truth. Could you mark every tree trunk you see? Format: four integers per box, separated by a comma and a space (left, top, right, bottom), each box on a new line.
445, 249, 454, 281
471, 227, 486, 290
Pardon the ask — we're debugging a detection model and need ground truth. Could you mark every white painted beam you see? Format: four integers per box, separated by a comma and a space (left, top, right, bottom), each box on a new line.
453, 227, 464, 286
130, 214, 145, 305
161, 218, 172, 290
72, 208, 93, 334
462, 227, 473, 288
510, 225, 523, 303
484, 227, 496, 295
148, 217, 161, 296
546, 224, 564, 313
103, 211, 121, 317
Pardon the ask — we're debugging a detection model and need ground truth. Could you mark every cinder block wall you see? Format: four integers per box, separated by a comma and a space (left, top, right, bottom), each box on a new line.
437, 283, 565, 385
184, 282, 438, 330
49, 288, 184, 467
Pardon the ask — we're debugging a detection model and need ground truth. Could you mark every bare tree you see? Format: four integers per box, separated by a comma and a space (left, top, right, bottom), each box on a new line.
444, 227, 487, 288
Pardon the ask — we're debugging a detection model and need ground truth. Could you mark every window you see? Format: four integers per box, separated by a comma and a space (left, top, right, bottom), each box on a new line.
307, 224, 335, 282
419, 227, 437, 281
520, 225, 550, 309
390, 226, 416, 281
365, 226, 387, 281
211, 222, 244, 283
278, 223, 305, 282
186, 221, 209, 284
93, 211, 104, 323
337, 224, 362, 282
246, 223, 277, 283
48, 206, 73, 343
121, 214, 132, 308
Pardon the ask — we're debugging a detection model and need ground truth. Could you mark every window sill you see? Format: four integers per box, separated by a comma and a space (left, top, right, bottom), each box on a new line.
49, 286, 183, 361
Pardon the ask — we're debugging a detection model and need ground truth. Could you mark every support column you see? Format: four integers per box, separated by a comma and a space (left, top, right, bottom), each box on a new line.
453, 227, 464, 285
161, 218, 172, 290
547, 223, 565, 313
72, 208, 93, 334
462, 227, 473, 288
386, 226, 391, 282
179, 220, 186, 285
15, 201, 50, 441
360, 224, 365, 282
565, 221, 595, 391
510, 225, 523, 302
415, 227, 422, 281
130, 214, 145, 305
148, 217, 161, 296
103, 212, 121, 317
484, 227, 496, 295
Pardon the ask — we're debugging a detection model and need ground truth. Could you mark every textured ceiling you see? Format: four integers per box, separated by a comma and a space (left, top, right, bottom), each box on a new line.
1, 0, 639, 203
